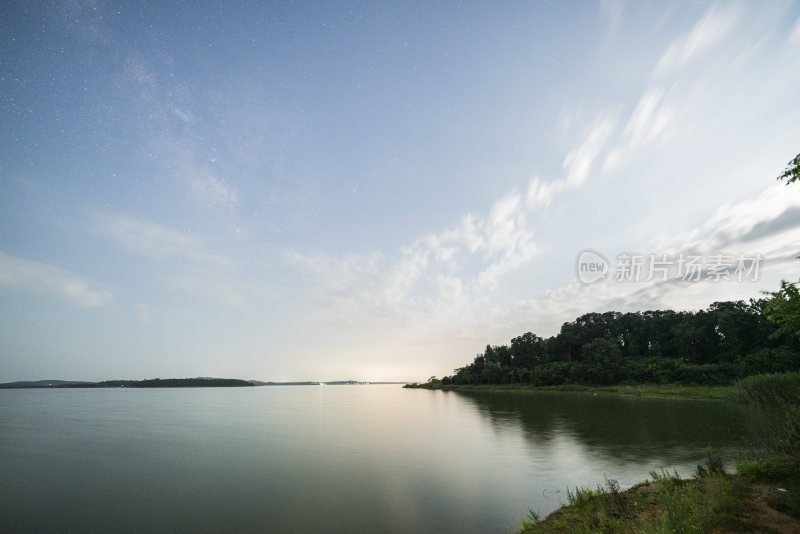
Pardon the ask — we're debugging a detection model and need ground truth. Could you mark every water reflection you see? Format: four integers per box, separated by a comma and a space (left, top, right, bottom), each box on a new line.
446, 389, 753, 466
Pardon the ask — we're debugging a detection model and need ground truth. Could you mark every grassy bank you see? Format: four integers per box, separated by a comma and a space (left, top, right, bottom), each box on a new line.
515, 373, 800, 533
404, 382, 732, 400
519, 464, 800, 533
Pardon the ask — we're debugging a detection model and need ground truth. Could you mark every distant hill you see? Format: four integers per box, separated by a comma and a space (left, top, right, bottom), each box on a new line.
0, 378, 410, 389
0, 378, 252, 388
0, 380, 91, 389
69, 378, 253, 388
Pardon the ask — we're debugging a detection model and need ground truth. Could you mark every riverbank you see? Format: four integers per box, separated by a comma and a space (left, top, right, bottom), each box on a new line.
403, 382, 732, 400
518, 459, 800, 533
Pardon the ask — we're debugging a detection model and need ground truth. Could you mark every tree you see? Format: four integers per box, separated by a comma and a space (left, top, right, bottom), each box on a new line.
778, 152, 800, 185
764, 279, 800, 342
510, 332, 544, 368
579, 337, 622, 384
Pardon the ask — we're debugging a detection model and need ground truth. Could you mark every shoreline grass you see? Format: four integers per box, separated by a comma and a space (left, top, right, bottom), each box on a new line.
518, 469, 800, 533
404, 382, 732, 400
518, 461, 800, 533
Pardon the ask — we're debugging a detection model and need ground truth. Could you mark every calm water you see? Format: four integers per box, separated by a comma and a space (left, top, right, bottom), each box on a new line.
0, 386, 751, 533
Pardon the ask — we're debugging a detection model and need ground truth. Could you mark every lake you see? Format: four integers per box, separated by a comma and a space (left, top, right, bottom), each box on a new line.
0, 385, 751, 533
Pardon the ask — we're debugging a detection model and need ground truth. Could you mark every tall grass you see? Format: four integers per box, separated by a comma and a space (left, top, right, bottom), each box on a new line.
643, 466, 746, 534
733, 372, 800, 406
735, 372, 800, 518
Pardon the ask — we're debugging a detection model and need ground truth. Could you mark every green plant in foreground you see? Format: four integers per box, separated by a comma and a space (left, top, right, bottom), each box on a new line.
694, 448, 725, 479
519, 508, 539, 530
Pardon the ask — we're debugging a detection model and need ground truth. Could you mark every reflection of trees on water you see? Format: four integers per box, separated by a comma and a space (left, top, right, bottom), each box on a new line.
446, 390, 754, 463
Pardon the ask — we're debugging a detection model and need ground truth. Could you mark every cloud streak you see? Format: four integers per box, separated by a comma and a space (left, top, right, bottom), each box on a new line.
0, 251, 113, 308
655, 5, 739, 76
93, 213, 231, 266
527, 117, 616, 209
287, 188, 539, 328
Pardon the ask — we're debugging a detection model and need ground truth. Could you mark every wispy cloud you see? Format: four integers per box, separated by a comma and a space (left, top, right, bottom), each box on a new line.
603, 88, 675, 172
286, 109, 627, 333
652, 184, 800, 257
563, 117, 616, 187
622, 88, 675, 148
480, 183, 800, 339
527, 117, 616, 209
788, 16, 800, 47
655, 5, 739, 76
0, 251, 113, 308
92, 213, 254, 306
93, 213, 230, 266
286, 184, 541, 337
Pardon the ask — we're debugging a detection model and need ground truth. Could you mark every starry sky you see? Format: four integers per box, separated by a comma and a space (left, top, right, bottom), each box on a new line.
1, 1, 800, 382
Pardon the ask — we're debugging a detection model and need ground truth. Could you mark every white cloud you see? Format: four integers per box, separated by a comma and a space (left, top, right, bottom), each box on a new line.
284, 250, 384, 297
286, 111, 624, 331
527, 117, 615, 209
94, 213, 230, 266
655, 5, 739, 76
478, 183, 800, 340
437, 274, 464, 304
477, 192, 537, 289
0, 251, 113, 308
652, 184, 800, 255
788, 16, 800, 47
603, 87, 675, 172
623, 88, 675, 148
563, 117, 616, 187
526, 177, 563, 211
286, 186, 540, 330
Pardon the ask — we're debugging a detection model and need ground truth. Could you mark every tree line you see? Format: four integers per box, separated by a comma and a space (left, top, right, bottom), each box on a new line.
439, 291, 800, 387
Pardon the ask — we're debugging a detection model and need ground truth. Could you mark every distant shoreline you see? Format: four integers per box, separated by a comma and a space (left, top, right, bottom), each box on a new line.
0, 378, 409, 389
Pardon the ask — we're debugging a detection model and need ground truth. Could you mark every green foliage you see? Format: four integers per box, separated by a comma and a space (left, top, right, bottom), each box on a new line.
444, 292, 800, 388
734, 371, 800, 407
648, 476, 745, 534
764, 279, 800, 342
519, 508, 540, 530
737, 455, 799, 483
734, 372, 800, 519
694, 448, 726, 479
778, 152, 800, 185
